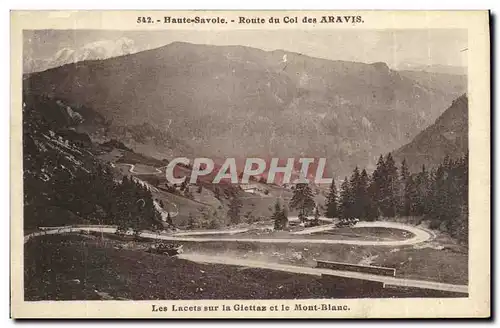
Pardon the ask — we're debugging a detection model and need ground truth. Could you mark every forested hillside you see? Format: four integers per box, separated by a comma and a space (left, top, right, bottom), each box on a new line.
23, 93, 163, 231
394, 94, 468, 172
323, 153, 468, 244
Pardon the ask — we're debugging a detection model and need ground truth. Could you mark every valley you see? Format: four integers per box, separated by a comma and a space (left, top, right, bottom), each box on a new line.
21, 40, 469, 301
23, 41, 467, 177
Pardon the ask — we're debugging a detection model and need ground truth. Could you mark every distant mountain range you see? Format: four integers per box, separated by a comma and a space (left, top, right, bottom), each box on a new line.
23, 37, 138, 73
394, 94, 468, 172
23, 41, 467, 177
394, 62, 467, 76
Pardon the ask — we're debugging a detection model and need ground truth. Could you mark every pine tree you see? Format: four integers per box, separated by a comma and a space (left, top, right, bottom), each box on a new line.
370, 155, 386, 217
452, 153, 468, 244
272, 200, 288, 230
350, 167, 372, 220
404, 175, 418, 216
366, 172, 379, 221
420, 154, 468, 244
324, 178, 339, 218
459, 153, 469, 205
399, 159, 410, 216
281, 205, 289, 229
339, 177, 351, 219
181, 179, 190, 191
227, 194, 242, 224
272, 200, 281, 220
358, 169, 370, 219
414, 164, 429, 216
313, 204, 321, 226
382, 153, 398, 218
349, 167, 361, 218
432, 164, 446, 221
289, 183, 315, 222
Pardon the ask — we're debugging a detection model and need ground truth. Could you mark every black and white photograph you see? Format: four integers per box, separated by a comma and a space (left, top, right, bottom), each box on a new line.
10, 10, 490, 319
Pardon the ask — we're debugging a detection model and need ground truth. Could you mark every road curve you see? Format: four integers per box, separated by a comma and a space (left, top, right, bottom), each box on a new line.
120, 163, 162, 175
173, 228, 251, 236
291, 221, 431, 245
26, 220, 432, 247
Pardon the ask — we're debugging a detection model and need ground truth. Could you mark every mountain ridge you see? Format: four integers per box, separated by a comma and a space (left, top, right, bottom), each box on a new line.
393, 94, 468, 172
23, 41, 467, 177
24, 37, 138, 74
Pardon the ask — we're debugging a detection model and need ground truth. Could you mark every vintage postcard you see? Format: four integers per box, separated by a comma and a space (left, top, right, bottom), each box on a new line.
10, 10, 490, 318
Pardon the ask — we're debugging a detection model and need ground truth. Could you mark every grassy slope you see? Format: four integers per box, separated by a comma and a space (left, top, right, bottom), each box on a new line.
100, 147, 329, 228
181, 240, 468, 285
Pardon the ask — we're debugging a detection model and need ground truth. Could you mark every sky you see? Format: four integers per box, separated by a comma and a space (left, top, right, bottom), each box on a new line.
24, 29, 468, 69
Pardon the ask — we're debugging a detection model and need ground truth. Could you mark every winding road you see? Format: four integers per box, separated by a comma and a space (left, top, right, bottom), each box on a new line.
162, 221, 431, 247
28, 221, 431, 247
23, 222, 467, 294
120, 163, 163, 174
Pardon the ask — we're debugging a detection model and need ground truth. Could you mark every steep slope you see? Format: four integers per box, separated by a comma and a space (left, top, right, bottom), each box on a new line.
393, 94, 468, 172
22, 93, 163, 230
23, 41, 467, 176
398, 70, 467, 98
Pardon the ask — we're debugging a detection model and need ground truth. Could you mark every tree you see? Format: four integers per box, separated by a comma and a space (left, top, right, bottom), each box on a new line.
272, 200, 288, 230
380, 153, 398, 217
227, 194, 242, 224
289, 183, 315, 222
366, 172, 379, 221
180, 180, 188, 191
349, 166, 368, 219
324, 178, 338, 218
417, 154, 468, 244
371, 155, 386, 206
404, 175, 418, 216
281, 205, 289, 227
357, 169, 370, 220
339, 177, 351, 219
312, 204, 321, 226
213, 187, 221, 200
414, 164, 429, 216
184, 189, 194, 199
399, 159, 411, 216
166, 212, 173, 226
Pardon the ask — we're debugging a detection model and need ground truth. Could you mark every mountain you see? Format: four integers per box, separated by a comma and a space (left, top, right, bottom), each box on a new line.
398, 70, 467, 97
393, 94, 468, 172
394, 62, 467, 76
23, 37, 138, 73
23, 41, 467, 177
